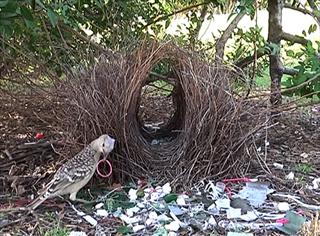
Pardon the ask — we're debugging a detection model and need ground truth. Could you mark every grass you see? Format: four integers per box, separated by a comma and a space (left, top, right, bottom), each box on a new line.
300, 212, 320, 236
44, 226, 69, 236
295, 163, 314, 175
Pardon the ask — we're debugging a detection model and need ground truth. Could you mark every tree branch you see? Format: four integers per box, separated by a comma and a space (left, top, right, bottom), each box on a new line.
282, 73, 320, 94
307, 0, 320, 26
143, 1, 212, 29
282, 67, 299, 76
215, 11, 245, 62
284, 0, 320, 26
235, 49, 267, 68
281, 32, 309, 45
284, 3, 313, 15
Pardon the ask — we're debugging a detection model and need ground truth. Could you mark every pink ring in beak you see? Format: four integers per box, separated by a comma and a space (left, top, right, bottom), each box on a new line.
97, 159, 113, 178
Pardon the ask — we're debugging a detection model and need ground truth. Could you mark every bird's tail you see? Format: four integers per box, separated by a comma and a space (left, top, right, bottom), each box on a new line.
28, 194, 48, 210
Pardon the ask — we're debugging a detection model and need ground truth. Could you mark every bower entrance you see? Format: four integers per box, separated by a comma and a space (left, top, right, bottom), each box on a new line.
137, 61, 185, 144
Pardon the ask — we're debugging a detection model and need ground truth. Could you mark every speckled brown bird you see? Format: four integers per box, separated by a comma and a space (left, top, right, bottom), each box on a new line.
28, 134, 115, 210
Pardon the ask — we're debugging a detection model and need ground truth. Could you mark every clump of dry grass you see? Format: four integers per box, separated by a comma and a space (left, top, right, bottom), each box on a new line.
58, 41, 264, 187
300, 212, 320, 236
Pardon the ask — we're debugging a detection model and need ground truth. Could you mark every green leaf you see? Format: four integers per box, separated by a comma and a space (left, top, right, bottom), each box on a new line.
20, 6, 33, 21
308, 24, 317, 34
117, 226, 133, 235
47, 9, 58, 27
35, 0, 45, 9
286, 49, 295, 57
163, 193, 178, 203
302, 30, 307, 37
0, 0, 8, 7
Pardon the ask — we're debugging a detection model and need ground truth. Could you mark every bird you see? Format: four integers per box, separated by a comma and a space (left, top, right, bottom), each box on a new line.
28, 134, 115, 210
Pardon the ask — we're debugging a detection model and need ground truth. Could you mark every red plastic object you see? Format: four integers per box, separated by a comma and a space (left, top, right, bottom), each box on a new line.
276, 218, 289, 224
222, 177, 253, 183
35, 133, 44, 139
96, 159, 113, 178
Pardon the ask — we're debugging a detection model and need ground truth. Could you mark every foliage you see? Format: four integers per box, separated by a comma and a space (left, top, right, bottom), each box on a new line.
0, 0, 320, 101
44, 226, 69, 236
282, 38, 320, 98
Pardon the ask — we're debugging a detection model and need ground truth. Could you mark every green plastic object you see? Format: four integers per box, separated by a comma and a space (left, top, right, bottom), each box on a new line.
276, 211, 306, 235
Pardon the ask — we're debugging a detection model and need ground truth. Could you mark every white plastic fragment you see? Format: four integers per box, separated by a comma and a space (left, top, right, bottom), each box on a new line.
69, 231, 87, 236
168, 205, 184, 216
238, 182, 272, 207
168, 232, 177, 236
132, 225, 145, 232
96, 209, 109, 217
227, 207, 242, 219
273, 193, 320, 210
208, 216, 217, 226
216, 198, 231, 209
227, 232, 254, 236
300, 153, 308, 158
286, 172, 295, 180
208, 203, 216, 211
150, 192, 161, 201
176, 194, 188, 206
69, 204, 97, 226
240, 211, 258, 222
273, 163, 284, 169
219, 220, 283, 230
311, 178, 320, 190
259, 212, 286, 220
149, 211, 158, 219
162, 183, 172, 194
95, 203, 104, 209
126, 206, 140, 217
158, 214, 171, 222
277, 202, 290, 212
204, 181, 219, 199
165, 221, 180, 232
83, 215, 98, 226
128, 189, 138, 201
137, 202, 145, 208
146, 212, 158, 225
119, 214, 140, 224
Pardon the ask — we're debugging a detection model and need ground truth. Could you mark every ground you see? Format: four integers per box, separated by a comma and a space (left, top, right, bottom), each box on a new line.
0, 93, 319, 236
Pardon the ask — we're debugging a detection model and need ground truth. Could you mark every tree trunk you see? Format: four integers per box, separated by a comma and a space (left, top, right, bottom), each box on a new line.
268, 0, 284, 106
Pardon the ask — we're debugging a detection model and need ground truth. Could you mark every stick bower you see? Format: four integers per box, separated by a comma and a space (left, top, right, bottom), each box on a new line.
60, 42, 260, 188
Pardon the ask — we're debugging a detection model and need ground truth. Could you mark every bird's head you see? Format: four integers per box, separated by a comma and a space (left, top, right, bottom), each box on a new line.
91, 134, 115, 157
